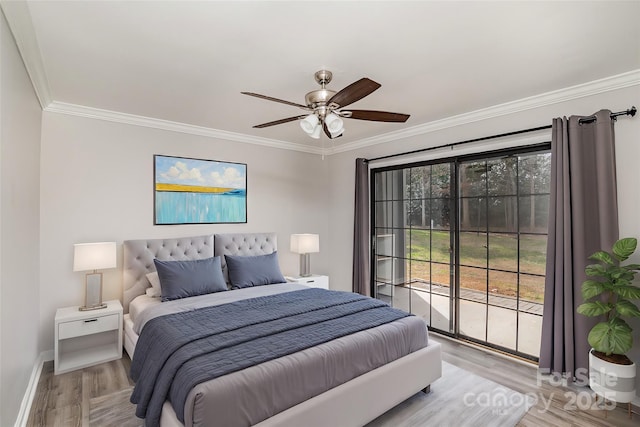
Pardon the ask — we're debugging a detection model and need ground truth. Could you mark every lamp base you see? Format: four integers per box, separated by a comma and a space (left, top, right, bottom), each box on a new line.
81, 272, 105, 311
299, 253, 311, 277
79, 303, 107, 311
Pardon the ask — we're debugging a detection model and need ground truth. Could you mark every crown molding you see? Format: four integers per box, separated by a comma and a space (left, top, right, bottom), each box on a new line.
45, 102, 324, 155
328, 69, 640, 155
1, 1, 52, 108
44, 67, 639, 157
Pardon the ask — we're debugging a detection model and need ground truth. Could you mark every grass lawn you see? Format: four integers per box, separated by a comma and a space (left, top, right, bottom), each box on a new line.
403, 229, 546, 303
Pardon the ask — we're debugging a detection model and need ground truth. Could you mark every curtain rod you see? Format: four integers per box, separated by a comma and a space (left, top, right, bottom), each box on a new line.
366, 106, 637, 163
578, 106, 636, 124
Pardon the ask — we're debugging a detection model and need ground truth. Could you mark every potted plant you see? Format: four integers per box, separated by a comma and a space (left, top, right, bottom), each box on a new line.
577, 237, 640, 405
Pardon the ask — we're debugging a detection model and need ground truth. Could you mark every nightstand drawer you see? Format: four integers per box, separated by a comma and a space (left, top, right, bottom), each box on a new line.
286, 275, 329, 289
58, 313, 119, 340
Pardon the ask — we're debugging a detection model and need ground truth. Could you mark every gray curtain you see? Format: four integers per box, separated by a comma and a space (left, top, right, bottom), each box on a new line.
539, 110, 619, 379
353, 158, 371, 295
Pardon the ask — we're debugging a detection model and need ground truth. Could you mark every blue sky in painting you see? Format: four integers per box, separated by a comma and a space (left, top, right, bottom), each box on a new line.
155, 156, 246, 189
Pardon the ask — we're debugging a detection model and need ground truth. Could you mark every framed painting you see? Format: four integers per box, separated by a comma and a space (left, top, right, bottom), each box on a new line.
154, 155, 247, 225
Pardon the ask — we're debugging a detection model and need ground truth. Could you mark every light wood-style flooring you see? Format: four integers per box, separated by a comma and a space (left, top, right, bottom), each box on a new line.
27, 334, 637, 426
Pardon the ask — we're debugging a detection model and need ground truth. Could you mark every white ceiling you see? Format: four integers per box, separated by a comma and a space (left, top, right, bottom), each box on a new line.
4, 1, 640, 153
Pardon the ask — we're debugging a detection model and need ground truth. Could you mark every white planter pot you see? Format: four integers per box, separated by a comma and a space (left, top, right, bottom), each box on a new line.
589, 349, 637, 403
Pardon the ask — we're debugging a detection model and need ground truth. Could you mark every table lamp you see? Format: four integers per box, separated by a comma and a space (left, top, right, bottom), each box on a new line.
290, 234, 319, 277
73, 242, 116, 311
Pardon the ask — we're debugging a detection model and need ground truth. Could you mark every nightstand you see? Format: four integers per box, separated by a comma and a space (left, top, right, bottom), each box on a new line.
54, 299, 123, 375
286, 275, 329, 290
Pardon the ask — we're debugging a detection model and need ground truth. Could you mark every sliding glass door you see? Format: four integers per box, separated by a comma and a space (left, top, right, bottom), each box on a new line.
372, 146, 550, 360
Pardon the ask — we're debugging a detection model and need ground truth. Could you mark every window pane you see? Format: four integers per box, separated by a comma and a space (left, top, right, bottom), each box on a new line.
408, 199, 430, 227
375, 230, 395, 257
409, 260, 431, 289
431, 198, 451, 230
488, 270, 518, 307
460, 266, 486, 301
460, 231, 487, 268
487, 157, 517, 197
408, 229, 431, 261
488, 196, 517, 232
520, 234, 547, 275
410, 166, 431, 199
390, 169, 405, 200
410, 287, 431, 321
431, 263, 451, 292
430, 293, 451, 332
459, 300, 486, 341
459, 161, 486, 197
518, 312, 543, 357
377, 200, 405, 228
519, 195, 549, 233
431, 163, 451, 197
488, 306, 517, 350
459, 196, 486, 232
374, 201, 391, 228
431, 231, 451, 263
520, 273, 545, 305
518, 153, 551, 195
488, 233, 518, 272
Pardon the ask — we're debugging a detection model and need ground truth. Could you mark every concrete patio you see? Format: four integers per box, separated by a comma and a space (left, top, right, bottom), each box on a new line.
383, 282, 543, 358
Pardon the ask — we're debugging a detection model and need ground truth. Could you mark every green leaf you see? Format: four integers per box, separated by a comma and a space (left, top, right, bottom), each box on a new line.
585, 264, 607, 277
609, 266, 635, 281
589, 251, 615, 265
588, 320, 633, 355
577, 301, 612, 317
615, 299, 640, 317
622, 263, 640, 271
613, 285, 640, 301
581, 280, 605, 300
609, 316, 633, 332
612, 238, 637, 262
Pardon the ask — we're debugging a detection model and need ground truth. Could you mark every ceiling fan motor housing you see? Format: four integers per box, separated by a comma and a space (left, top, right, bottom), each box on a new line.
305, 89, 336, 111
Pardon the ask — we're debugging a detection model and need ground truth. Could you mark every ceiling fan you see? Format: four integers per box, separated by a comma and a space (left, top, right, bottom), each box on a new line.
241, 70, 410, 139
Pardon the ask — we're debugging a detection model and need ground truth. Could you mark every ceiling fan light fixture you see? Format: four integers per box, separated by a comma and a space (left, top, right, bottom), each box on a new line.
325, 113, 344, 137
309, 124, 321, 139
300, 114, 319, 134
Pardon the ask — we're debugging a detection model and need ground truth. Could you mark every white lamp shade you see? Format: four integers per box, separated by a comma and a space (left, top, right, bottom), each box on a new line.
290, 234, 320, 254
325, 113, 344, 137
309, 124, 321, 139
73, 242, 117, 271
300, 114, 319, 134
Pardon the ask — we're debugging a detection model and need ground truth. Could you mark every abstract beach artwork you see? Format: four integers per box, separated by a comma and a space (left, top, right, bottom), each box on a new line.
154, 155, 247, 224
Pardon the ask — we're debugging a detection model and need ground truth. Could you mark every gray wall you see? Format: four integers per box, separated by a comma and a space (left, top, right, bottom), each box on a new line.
38, 112, 330, 352
0, 9, 42, 426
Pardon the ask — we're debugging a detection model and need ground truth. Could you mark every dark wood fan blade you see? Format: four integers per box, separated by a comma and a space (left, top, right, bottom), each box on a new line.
345, 110, 410, 122
241, 92, 310, 110
253, 115, 308, 128
327, 78, 381, 108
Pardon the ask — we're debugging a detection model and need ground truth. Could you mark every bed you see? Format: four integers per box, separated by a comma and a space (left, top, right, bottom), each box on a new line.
122, 233, 442, 427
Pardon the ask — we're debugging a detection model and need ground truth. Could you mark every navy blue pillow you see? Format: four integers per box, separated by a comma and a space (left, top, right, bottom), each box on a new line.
225, 251, 286, 289
154, 256, 227, 301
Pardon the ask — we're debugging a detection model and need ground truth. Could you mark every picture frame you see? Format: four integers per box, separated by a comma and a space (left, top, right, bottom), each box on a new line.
154, 155, 247, 225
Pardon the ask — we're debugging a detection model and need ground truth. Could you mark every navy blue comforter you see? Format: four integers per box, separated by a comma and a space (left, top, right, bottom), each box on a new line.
130, 288, 410, 426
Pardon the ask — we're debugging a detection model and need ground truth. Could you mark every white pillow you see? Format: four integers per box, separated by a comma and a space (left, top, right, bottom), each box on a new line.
146, 271, 162, 298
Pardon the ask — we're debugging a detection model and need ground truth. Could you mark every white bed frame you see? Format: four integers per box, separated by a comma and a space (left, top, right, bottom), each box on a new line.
123, 233, 442, 427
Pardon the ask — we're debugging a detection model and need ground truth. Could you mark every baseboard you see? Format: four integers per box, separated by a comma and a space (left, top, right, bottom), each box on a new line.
14, 350, 51, 427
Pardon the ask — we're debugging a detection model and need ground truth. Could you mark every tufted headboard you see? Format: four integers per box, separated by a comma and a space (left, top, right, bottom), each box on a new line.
122, 232, 277, 313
